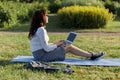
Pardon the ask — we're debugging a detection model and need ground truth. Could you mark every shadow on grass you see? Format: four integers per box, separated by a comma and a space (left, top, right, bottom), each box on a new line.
0, 59, 14, 66
0, 14, 77, 33
0, 14, 120, 33
0, 23, 30, 32
0, 59, 25, 67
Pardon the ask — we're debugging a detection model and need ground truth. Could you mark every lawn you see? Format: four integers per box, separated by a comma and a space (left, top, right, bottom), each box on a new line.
0, 32, 120, 80
0, 14, 120, 80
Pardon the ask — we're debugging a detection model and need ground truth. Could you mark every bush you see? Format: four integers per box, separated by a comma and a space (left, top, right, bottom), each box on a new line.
104, 1, 120, 17
104, 1, 119, 14
0, 1, 49, 27
57, 6, 113, 29
17, 2, 49, 23
0, 6, 10, 28
117, 6, 120, 17
48, 0, 104, 13
48, 0, 62, 13
61, 0, 104, 7
112, 0, 120, 3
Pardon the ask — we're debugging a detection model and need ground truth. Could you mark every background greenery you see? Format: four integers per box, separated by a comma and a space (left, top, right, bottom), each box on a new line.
0, 0, 120, 80
0, 0, 120, 29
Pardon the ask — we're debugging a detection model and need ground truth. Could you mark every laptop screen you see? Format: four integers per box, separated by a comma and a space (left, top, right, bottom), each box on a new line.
67, 32, 77, 42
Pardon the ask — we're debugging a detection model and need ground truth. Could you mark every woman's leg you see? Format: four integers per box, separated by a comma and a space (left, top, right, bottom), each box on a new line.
64, 45, 92, 58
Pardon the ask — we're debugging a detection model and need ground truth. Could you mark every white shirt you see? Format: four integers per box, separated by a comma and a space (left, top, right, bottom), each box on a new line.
30, 27, 57, 52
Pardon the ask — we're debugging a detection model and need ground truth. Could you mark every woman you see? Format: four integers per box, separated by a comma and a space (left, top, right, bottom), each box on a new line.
28, 9, 105, 62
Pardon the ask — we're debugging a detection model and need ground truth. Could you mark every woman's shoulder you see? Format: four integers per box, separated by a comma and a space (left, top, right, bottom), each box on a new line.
38, 27, 44, 30
37, 27, 46, 33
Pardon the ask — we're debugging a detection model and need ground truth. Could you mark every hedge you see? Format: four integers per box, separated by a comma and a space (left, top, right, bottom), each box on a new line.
57, 6, 113, 29
0, 6, 10, 28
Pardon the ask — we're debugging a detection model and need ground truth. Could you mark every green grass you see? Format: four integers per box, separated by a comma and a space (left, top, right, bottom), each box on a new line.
0, 33, 120, 80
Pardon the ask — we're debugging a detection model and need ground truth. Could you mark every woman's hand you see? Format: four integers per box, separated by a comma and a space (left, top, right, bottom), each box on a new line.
54, 40, 64, 47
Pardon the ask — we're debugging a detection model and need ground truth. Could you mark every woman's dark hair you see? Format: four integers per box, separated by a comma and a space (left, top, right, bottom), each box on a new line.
28, 9, 47, 39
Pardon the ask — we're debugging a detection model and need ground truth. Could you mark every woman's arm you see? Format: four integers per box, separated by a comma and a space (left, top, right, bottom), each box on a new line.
54, 40, 64, 47
37, 28, 57, 52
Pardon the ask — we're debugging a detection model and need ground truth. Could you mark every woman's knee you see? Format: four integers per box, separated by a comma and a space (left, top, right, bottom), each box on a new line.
64, 44, 73, 52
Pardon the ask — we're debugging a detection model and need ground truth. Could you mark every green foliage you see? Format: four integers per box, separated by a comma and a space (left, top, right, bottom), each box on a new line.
48, 0, 62, 13
112, 0, 120, 2
57, 6, 113, 29
0, 1, 49, 28
104, 1, 119, 14
61, 0, 104, 7
0, 0, 34, 2
0, 6, 10, 28
104, 0, 120, 18
116, 6, 120, 17
48, 0, 104, 13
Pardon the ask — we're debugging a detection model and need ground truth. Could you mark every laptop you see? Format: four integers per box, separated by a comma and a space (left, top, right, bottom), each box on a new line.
64, 32, 77, 45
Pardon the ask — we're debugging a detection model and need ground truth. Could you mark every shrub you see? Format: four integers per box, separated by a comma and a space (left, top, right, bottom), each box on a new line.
0, 1, 49, 27
104, 1, 119, 14
116, 6, 120, 17
48, 0, 104, 13
57, 6, 113, 29
104, 1, 120, 17
61, 0, 104, 7
112, 0, 120, 3
0, 6, 10, 28
48, 0, 61, 13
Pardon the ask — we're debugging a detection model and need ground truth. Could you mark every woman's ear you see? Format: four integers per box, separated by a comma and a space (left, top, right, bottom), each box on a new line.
40, 22, 43, 26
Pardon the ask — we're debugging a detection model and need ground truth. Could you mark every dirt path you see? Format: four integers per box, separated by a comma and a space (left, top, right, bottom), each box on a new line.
49, 32, 120, 36
0, 31, 120, 36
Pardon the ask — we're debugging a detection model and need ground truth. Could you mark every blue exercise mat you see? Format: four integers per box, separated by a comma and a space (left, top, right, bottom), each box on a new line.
10, 56, 120, 66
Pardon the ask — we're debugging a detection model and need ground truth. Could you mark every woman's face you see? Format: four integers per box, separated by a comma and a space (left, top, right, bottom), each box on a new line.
39, 10, 48, 26
45, 14, 48, 23
43, 12, 48, 24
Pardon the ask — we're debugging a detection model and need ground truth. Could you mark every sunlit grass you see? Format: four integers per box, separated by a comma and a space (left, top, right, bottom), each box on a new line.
0, 33, 120, 80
